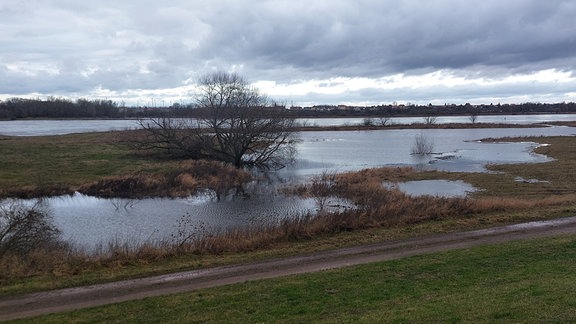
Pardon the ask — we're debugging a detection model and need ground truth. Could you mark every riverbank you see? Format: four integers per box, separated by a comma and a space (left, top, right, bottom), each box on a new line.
3, 219, 576, 321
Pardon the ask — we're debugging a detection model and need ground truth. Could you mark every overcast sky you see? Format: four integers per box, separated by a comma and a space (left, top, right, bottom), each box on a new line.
1, 0, 576, 106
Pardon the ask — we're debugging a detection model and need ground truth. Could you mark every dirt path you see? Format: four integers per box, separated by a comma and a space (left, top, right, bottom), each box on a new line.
3, 216, 576, 321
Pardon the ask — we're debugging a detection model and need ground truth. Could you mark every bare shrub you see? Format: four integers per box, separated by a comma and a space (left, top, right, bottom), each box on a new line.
411, 133, 434, 155
423, 115, 437, 125
362, 118, 374, 126
0, 200, 62, 258
308, 171, 338, 212
172, 213, 216, 249
378, 117, 391, 126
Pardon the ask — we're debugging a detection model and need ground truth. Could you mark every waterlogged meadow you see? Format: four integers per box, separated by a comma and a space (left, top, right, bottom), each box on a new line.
3, 125, 574, 249
1, 119, 576, 292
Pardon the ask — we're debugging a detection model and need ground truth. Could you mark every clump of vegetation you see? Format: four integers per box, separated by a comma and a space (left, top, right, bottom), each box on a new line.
423, 115, 438, 125
0, 200, 62, 258
411, 133, 434, 155
307, 171, 338, 212
78, 160, 251, 199
0, 201, 70, 281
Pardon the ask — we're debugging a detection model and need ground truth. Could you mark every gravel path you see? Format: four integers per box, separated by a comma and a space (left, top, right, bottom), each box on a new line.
2, 216, 576, 321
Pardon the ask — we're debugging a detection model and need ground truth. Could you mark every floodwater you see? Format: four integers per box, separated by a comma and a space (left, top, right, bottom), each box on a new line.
2, 118, 576, 249
386, 180, 478, 198
1, 113, 576, 136
20, 191, 316, 249
306, 114, 576, 127
286, 126, 575, 176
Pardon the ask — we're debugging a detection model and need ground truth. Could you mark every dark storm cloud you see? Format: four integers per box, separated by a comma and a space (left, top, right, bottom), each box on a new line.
197, 0, 576, 79
1, 0, 575, 104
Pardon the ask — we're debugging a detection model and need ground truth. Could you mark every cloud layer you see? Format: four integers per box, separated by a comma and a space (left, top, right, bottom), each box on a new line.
1, 0, 576, 105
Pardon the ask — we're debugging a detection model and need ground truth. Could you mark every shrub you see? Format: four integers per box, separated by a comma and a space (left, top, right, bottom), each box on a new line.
362, 118, 374, 126
423, 115, 438, 125
308, 171, 338, 212
0, 200, 62, 258
411, 133, 434, 155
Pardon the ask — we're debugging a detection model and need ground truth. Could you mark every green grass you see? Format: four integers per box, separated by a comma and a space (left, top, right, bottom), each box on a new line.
19, 235, 576, 323
0, 132, 151, 195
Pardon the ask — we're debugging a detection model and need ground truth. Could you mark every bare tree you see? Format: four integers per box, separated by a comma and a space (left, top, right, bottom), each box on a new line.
136, 116, 206, 159
137, 72, 298, 169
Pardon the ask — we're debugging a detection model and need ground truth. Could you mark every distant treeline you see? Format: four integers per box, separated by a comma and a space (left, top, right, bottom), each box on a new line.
0, 97, 124, 119
1, 97, 576, 120
288, 102, 576, 117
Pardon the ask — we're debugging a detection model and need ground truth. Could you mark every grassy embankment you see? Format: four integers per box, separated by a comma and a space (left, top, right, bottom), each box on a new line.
1, 127, 576, 297
20, 236, 576, 322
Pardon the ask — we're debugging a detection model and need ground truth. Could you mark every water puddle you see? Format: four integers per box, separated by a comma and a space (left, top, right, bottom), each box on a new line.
385, 180, 478, 198
514, 177, 549, 184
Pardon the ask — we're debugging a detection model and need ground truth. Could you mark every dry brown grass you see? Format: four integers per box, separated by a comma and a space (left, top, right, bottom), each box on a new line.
78, 160, 251, 198
303, 166, 576, 228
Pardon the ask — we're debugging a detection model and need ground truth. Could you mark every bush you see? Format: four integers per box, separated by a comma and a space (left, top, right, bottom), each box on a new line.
0, 200, 62, 258
411, 133, 434, 155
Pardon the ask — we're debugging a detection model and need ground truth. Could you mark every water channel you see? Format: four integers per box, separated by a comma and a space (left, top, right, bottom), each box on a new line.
2, 118, 576, 249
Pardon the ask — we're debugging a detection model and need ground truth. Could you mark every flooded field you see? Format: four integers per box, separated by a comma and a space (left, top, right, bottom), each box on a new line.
2, 118, 576, 249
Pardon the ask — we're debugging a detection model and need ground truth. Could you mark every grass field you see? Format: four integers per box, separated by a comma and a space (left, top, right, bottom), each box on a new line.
0, 132, 154, 196
0, 131, 250, 198
21, 235, 576, 323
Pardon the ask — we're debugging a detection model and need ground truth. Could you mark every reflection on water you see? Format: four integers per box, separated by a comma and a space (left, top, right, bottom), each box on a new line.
15, 191, 316, 250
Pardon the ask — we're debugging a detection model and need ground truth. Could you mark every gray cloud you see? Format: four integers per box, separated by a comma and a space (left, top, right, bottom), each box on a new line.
1, 0, 575, 105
